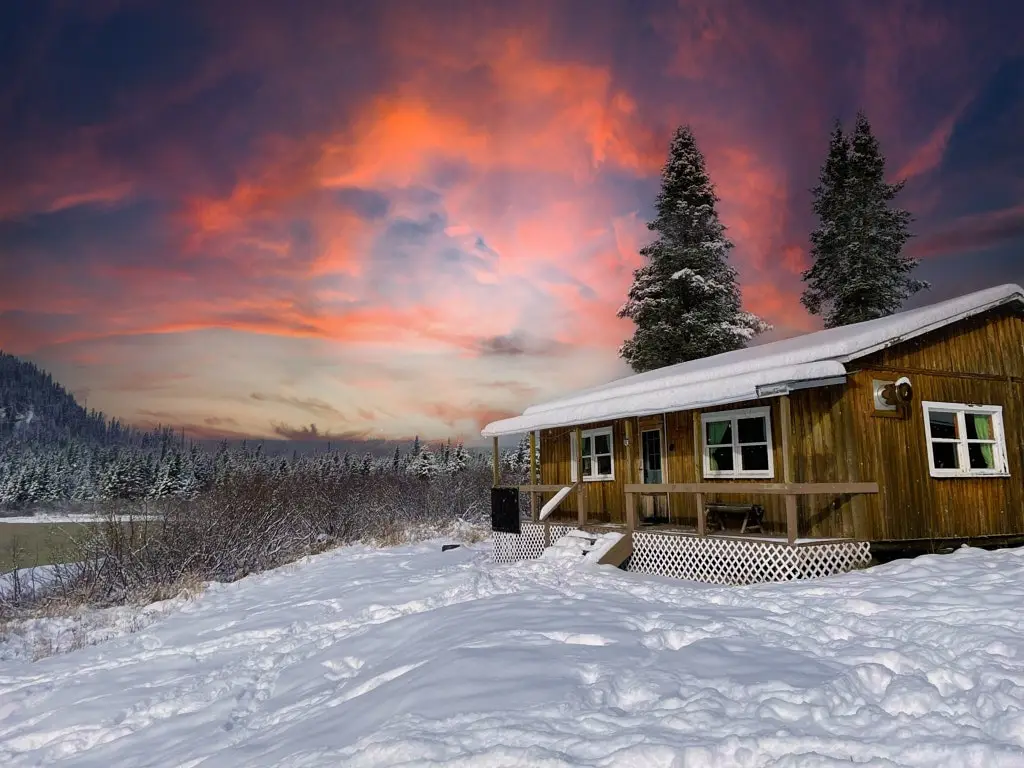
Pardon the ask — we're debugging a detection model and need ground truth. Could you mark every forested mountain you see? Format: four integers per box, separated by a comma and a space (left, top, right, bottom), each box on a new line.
0, 352, 528, 510
0, 352, 113, 444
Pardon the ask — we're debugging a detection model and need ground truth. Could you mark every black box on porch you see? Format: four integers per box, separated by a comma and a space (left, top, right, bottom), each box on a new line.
491, 487, 521, 534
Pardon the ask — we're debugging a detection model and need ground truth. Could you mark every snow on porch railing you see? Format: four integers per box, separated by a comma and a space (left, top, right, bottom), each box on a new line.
629, 531, 871, 585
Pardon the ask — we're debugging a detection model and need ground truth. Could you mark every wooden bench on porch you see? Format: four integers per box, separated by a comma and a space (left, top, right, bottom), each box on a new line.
705, 503, 764, 534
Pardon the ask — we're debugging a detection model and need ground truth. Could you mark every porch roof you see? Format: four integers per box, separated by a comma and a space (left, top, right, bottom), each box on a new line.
481, 282, 1024, 437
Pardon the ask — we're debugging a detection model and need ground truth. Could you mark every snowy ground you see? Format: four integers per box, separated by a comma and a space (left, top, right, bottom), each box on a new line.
3, 543, 1024, 766
0, 514, 156, 524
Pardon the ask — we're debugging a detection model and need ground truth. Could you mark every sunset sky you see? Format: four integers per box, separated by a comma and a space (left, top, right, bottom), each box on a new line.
1, 1, 1022, 445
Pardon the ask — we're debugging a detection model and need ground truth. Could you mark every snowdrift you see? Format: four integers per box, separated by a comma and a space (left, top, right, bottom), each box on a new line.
4, 542, 1024, 766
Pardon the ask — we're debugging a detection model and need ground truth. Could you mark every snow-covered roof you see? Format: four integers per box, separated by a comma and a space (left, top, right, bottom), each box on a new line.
481, 283, 1024, 437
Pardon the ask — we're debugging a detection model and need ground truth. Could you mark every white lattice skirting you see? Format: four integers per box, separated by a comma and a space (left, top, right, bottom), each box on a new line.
493, 526, 871, 584
492, 523, 575, 564
629, 532, 872, 585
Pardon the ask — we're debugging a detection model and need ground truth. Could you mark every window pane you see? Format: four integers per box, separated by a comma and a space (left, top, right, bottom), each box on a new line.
737, 417, 766, 444
582, 437, 592, 457
931, 441, 959, 469
965, 413, 994, 440
642, 431, 661, 472
968, 442, 996, 470
596, 455, 612, 476
709, 446, 734, 472
740, 444, 770, 471
928, 411, 958, 440
594, 433, 611, 456
706, 420, 732, 445
582, 457, 593, 476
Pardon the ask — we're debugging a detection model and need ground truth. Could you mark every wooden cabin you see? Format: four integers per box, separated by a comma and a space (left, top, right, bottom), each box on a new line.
482, 283, 1024, 584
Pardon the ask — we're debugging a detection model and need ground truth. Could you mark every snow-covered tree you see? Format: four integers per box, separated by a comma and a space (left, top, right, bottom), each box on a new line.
446, 441, 469, 474
150, 451, 183, 499
801, 113, 927, 327
406, 443, 439, 479
618, 126, 769, 372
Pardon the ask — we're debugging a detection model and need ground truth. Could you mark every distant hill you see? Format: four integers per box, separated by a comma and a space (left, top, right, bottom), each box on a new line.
0, 351, 113, 444
0, 351, 494, 455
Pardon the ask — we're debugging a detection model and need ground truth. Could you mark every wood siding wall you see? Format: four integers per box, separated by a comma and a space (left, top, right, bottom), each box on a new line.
846, 307, 1024, 541
538, 306, 1024, 542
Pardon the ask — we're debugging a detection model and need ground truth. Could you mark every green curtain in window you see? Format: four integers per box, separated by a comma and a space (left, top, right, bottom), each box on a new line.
707, 421, 730, 470
971, 414, 994, 466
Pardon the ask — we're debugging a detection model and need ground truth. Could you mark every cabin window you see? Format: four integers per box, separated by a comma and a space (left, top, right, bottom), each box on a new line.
570, 427, 614, 482
922, 401, 1008, 478
701, 407, 774, 478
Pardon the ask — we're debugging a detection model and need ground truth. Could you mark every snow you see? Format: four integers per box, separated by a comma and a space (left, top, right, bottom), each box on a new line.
4, 542, 1024, 765
536, 530, 623, 564
0, 514, 154, 524
539, 485, 573, 520
0, 564, 61, 599
482, 283, 1023, 436
581, 531, 624, 563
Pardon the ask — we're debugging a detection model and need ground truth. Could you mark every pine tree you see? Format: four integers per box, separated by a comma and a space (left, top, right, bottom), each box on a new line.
801, 112, 927, 327
447, 441, 468, 474
150, 451, 183, 499
619, 126, 770, 372
407, 443, 439, 479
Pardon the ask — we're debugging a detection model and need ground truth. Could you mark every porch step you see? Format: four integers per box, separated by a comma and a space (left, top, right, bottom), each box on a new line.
539, 529, 629, 567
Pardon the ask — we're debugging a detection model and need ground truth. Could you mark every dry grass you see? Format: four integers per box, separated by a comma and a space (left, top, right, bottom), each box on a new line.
2, 463, 502, 627
0, 522, 97, 572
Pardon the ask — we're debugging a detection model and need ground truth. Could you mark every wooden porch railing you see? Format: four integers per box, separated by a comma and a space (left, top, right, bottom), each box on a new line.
623, 482, 879, 544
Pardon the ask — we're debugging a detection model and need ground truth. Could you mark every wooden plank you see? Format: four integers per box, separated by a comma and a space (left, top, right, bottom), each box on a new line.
517, 484, 575, 492
597, 531, 633, 566
780, 394, 797, 544
624, 418, 637, 531
492, 436, 500, 487
575, 426, 587, 526
623, 482, 880, 495
624, 418, 635, 485
625, 491, 638, 530
529, 431, 538, 522
692, 411, 705, 536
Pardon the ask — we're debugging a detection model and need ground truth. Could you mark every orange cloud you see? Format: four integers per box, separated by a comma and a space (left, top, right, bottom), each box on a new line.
6, 1, 1012, 442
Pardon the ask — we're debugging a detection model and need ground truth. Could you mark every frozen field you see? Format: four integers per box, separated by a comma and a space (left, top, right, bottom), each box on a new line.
3, 541, 1024, 766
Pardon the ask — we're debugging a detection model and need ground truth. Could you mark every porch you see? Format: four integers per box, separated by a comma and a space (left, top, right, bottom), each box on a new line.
491, 522, 872, 585
488, 395, 878, 584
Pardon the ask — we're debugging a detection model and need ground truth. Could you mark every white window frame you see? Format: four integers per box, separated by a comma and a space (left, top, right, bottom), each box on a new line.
922, 401, 1009, 478
701, 406, 775, 479
570, 426, 615, 482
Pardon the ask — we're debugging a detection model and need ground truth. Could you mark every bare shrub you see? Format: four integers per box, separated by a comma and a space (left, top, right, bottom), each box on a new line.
2, 461, 494, 620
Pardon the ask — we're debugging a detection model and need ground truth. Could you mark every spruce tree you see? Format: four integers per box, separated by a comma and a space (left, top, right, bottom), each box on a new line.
407, 443, 438, 479
448, 441, 468, 474
619, 125, 770, 372
801, 112, 927, 327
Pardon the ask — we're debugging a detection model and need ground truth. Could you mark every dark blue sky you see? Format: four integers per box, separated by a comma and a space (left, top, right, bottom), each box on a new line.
0, 0, 1021, 441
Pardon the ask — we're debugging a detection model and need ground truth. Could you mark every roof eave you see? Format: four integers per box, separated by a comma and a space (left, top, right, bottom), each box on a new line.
481, 373, 847, 438
836, 290, 1024, 364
